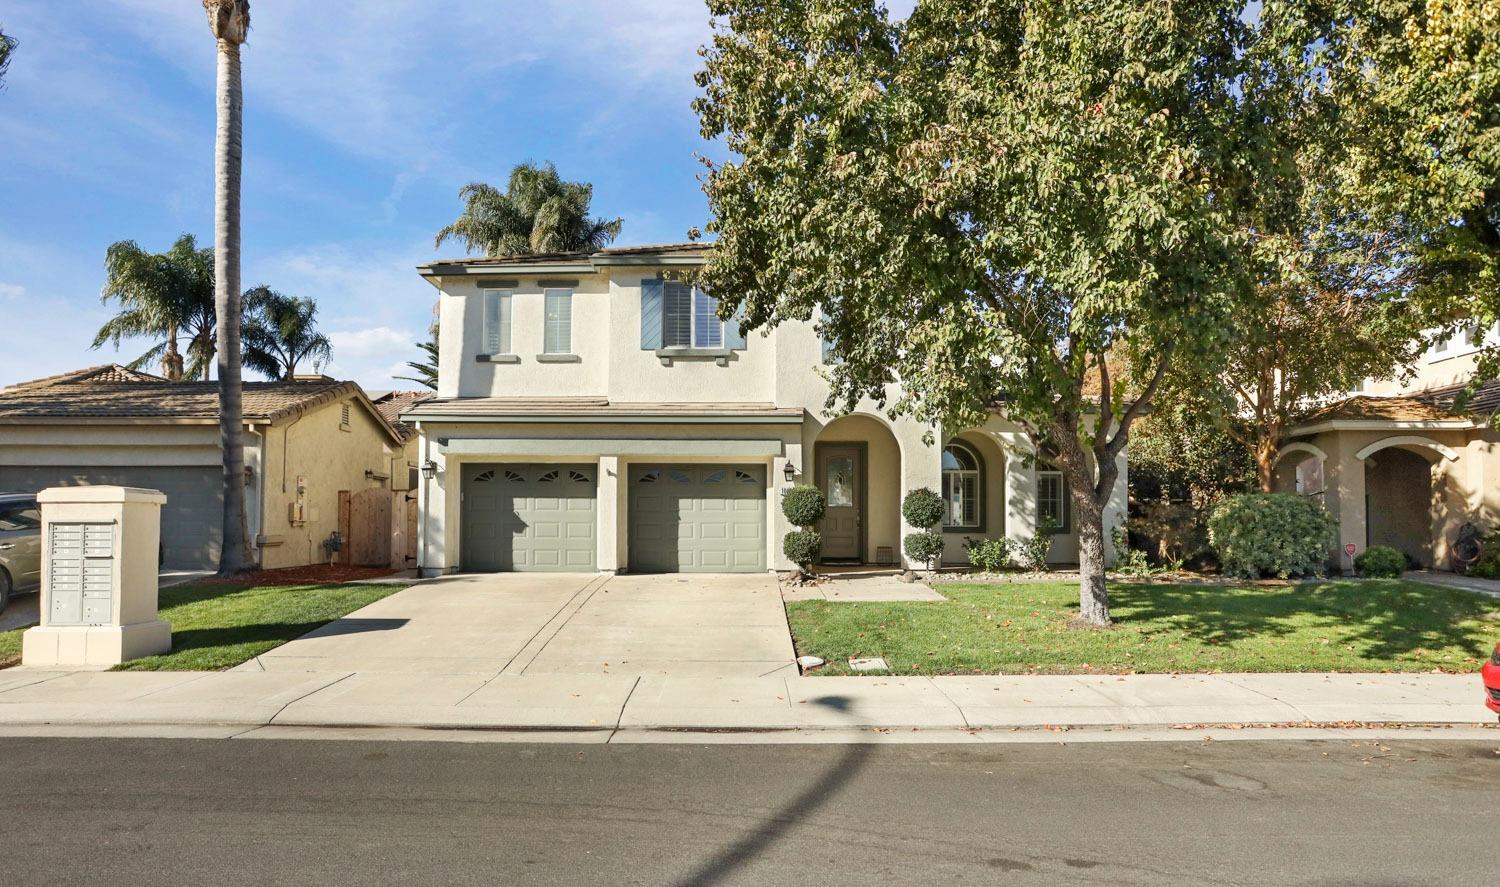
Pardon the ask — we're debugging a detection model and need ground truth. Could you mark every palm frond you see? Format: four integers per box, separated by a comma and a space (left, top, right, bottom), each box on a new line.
435, 162, 623, 258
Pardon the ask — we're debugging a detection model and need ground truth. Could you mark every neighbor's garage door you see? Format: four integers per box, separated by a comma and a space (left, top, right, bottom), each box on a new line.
461, 464, 597, 572
629, 465, 766, 573
0, 465, 222, 569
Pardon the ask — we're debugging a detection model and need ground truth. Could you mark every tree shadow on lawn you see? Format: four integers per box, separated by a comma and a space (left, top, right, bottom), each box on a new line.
1107, 580, 1494, 662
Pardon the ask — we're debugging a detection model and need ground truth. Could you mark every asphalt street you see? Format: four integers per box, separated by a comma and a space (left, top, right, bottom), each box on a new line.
0, 735, 1495, 886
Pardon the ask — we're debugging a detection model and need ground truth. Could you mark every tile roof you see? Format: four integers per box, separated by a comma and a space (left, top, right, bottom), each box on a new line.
0, 365, 403, 443
1297, 378, 1500, 426
403, 396, 802, 421
420, 241, 710, 271
369, 390, 435, 441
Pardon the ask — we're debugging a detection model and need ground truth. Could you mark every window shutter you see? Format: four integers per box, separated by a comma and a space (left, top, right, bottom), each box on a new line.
725, 303, 748, 350
640, 279, 663, 349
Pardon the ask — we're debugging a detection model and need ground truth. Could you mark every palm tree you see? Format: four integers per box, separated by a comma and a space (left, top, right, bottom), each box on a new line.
0, 26, 17, 88
241, 287, 332, 379
204, 0, 251, 575
93, 235, 216, 381
395, 326, 439, 391
434, 161, 623, 256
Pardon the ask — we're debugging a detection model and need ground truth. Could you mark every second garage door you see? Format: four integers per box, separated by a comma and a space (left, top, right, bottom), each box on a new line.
0, 465, 222, 569
629, 465, 766, 573
461, 463, 597, 572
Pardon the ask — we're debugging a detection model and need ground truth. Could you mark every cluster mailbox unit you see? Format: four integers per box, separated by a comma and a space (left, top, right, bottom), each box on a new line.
22, 486, 172, 667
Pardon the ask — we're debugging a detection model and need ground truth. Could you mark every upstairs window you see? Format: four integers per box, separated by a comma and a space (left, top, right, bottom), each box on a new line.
641, 278, 747, 351
543, 289, 572, 354
483, 289, 513, 355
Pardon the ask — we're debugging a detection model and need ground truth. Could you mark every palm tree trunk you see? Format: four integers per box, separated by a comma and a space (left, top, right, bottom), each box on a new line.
162, 323, 183, 381
213, 36, 251, 575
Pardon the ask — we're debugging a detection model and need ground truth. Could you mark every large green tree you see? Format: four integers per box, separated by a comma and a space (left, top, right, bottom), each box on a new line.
241, 287, 332, 380
695, 0, 1264, 625
434, 161, 623, 256
1172, 1, 1428, 490
93, 235, 217, 381
1329, 0, 1500, 381
204, 0, 252, 575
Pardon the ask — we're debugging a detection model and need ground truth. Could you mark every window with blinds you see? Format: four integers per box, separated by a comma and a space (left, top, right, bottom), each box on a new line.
483, 289, 512, 355
543, 289, 572, 354
1037, 470, 1069, 532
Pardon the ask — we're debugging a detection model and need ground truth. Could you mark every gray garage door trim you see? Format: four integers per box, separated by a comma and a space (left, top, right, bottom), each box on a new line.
629, 464, 767, 573
0, 465, 222, 569
461, 463, 597, 572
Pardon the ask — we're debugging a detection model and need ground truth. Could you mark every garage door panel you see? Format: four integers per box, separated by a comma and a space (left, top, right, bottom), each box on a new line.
461, 464, 596, 572
0, 465, 221, 569
629, 464, 766, 574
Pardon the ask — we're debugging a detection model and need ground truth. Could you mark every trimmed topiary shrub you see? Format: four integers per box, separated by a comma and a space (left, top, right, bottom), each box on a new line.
964, 537, 1012, 572
783, 529, 823, 570
901, 487, 945, 531
1354, 545, 1406, 578
904, 531, 946, 569
781, 484, 826, 527
1207, 493, 1338, 579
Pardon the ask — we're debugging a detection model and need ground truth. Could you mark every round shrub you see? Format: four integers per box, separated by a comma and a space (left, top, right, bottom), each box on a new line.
964, 537, 1012, 572
903, 530, 946, 568
1207, 493, 1337, 579
781, 484, 826, 527
1354, 545, 1406, 579
782, 529, 822, 568
902, 487, 944, 530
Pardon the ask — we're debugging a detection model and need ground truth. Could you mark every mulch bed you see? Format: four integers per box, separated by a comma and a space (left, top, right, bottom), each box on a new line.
201, 564, 400, 587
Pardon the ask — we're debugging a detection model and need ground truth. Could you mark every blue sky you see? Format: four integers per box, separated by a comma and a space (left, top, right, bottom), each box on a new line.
0, 1, 911, 390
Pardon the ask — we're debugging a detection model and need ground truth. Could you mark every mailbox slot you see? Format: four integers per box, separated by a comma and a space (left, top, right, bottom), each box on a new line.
48, 522, 115, 627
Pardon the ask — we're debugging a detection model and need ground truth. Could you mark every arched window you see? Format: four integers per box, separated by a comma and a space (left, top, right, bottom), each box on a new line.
942, 441, 982, 529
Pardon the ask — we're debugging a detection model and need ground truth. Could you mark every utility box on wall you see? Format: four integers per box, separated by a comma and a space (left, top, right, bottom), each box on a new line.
23, 486, 172, 667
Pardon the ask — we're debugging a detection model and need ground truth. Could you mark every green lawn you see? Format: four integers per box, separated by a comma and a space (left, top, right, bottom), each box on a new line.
0, 580, 405, 672
787, 579, 1500, 675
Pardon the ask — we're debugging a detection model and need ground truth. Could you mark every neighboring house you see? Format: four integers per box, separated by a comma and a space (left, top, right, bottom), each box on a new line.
404, 242, 1127, 576
1274, 328, 1500, 571
369, 390, 435, 488
0, 366, 409, 570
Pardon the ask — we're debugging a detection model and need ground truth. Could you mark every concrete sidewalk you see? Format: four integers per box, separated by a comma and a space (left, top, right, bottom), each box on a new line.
0, 668, 1492, 737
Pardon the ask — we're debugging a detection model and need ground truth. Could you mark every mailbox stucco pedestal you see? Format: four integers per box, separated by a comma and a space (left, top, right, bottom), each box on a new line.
22, 486, 172, 667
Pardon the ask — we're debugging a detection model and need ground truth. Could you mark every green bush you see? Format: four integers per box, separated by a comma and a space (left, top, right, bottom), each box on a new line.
781, 484, 826, 527
782, 529, 822, 569
902, 487, 945, 530
1354, 545, 1406, 578
1465, 530, 1500, 578
1207, 493, 1337, 579
964, 537, 1012, 572
1110, 525, 1153, 575
1019, 519, 1056, 571
903, 530, 946, 569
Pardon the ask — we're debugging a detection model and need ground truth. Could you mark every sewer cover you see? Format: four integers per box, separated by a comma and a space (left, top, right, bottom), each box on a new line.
848, 657, 890, 671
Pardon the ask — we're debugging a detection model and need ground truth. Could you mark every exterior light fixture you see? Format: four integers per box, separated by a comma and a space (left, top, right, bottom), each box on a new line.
783, 461, 797, 483
420, 460, 438, 481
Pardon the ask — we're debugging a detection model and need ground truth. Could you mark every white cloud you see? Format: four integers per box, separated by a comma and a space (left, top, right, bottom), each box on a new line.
0, 283, 25, 299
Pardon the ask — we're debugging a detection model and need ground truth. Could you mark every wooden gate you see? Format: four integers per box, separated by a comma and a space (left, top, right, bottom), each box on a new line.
347, 488, 392, 567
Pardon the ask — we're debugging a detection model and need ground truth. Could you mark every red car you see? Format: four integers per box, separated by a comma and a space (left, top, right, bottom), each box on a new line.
1484, 643, 1500, 718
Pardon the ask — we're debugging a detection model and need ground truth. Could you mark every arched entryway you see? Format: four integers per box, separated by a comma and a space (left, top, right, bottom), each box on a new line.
813, 414, 902, 564
1363, 446, 1435, 566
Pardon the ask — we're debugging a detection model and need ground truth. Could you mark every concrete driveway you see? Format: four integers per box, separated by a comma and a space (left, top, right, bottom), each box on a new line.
245, 572, 797, 678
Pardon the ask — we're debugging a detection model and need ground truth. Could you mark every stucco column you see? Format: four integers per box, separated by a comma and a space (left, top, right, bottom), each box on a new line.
1103, 448, 1128, 567
996, 431, 1036, 549
899, 428, 942, 569
770, 442, 802, 572
417, 430, 450, 577
596, 455, 620, 572
1327, 437, 1366, 574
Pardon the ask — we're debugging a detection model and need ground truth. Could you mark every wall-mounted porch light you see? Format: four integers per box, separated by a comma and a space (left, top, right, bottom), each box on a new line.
420, 460, 438, 481
783, 461, 798, 484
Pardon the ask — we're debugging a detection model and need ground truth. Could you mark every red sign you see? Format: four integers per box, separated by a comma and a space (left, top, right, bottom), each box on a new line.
1344, 543, 1357, 558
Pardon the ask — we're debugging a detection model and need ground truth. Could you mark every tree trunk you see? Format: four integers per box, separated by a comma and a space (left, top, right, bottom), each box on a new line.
1074, 494, 1110, 626
162, 323, 183, 381
213, 38, 251, 575
1254, 436, 1277, 493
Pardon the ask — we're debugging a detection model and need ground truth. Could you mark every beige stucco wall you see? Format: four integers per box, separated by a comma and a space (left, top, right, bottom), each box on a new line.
1280, 426, 1495, 570
256, 396, 403, 569
419, 261, 1127, 574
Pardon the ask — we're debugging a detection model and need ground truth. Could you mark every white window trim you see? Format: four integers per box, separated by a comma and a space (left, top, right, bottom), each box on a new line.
1036, 469, 1070, 534
482, 288, 513, 356
543, 288, 572, 355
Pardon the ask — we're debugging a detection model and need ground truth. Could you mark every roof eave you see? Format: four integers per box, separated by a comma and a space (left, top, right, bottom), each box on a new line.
1288, 418, 1480, 436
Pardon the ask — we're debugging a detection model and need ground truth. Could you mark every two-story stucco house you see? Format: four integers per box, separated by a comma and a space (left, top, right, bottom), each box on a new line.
404, 243, 1127, 576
